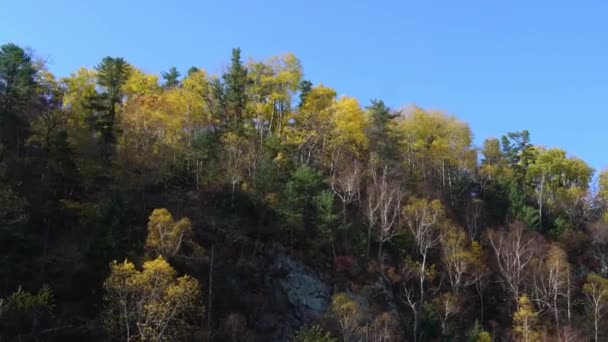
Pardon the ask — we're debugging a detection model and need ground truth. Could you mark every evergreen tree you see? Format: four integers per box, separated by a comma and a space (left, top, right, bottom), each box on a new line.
222, 48, 249, 133
162, 66, 181, 88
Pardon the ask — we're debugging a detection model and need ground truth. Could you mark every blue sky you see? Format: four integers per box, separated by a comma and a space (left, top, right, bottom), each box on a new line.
1, 0, 607, 171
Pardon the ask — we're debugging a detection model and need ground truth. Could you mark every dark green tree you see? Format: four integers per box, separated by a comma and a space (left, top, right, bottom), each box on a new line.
298, 79, 313, 108
89, 57, 131, 161
162, 66, 181, 88
365, 100, 400, 170
0, 43, 37, 150
222, 48, 249, 133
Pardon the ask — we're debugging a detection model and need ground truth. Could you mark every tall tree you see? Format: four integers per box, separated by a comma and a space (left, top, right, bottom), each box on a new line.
583, 273, 608, 342
0, 43, 37, 150
223, 48, 249, 133
162, 66, 181, 88
90, 57, 131, 161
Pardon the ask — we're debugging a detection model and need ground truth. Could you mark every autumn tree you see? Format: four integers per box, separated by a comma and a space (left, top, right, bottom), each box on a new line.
433, 291, 463, 336
365, 168, 403, 260
102, 256, 201, 341
330, 293, 361, 342
440, 225, 480, 293
330, 158, 362, 223
583, 273, 608, 342
397, 106, 476, 197
531, 244, 571, 339
513, 295, 539, 342
527, 147, 593, 230
403, 198, 444, 301
146, 208, 197, 257
285, 84, 336, 165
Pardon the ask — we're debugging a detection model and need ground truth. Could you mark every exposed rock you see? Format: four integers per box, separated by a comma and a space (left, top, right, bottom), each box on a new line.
262, 245, 332, 341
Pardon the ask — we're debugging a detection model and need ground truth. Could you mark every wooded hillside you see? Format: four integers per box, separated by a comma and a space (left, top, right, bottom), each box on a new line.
1, 43, 608, 341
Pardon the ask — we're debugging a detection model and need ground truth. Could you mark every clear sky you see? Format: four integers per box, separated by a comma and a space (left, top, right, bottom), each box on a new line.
1, 0, 607, 172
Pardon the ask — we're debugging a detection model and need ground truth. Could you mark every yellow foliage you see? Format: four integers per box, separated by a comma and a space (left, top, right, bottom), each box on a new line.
513, 295, 539, 342
103, 256, 201, 341
397, 106, 476, 172
330, 96, 368, 154
122, 68, 160, 98
146, 208, 193, 257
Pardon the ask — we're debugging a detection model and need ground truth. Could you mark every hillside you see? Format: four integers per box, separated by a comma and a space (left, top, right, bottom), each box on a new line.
1, 43, 608, 341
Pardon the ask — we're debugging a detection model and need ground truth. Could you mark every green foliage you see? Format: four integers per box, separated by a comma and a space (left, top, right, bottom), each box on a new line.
162, 66, 181, 88
314, 190, 339, 240
467, 320, 491, 342
279, 165, 322, 229
223, 48, 249, 133
0, 43, 37, 116
0, 284, 55, 338
294, 325, 336, 342
2, 42, 607, 341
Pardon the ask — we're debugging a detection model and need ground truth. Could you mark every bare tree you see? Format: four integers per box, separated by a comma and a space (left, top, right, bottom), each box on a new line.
488, 223, 538, 307
403, 198, 444, 301
364, 167, 403, 260
330, 158, 362, 222
464, 198, 483, 241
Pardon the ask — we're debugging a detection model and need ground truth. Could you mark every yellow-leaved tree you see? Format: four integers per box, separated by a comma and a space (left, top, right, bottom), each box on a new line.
512, 295, 539, 342
102, 256, 201, 341
146, 208, 194, 257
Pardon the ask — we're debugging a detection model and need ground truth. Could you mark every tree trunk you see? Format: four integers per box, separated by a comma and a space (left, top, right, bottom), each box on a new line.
367, 223, 373, 257
208, 244, 214, 338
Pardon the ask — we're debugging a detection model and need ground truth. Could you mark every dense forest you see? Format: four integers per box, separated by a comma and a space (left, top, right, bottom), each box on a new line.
1, 41, 607, 342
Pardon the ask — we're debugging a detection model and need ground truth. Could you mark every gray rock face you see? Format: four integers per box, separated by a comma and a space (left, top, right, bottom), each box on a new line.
275, 254, 331, 321
262, 246, 332, 341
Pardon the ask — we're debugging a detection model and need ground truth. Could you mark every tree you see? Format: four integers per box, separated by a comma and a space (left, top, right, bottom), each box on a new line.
440, 225, 479, 293
513, 295, 539, 342
0, 43, 36, 117
278, 165, 322, 247
0, 43, 37, 150
366, 168, 403, 260
313, 190, 340, 260
433, 291, 462, 336
583, 273, 608, 342
330, 293, 361, 342
330, 159, 362, 223
285, 84, 337, 166
501, 130, 535, 182
221, 132, 251, 200
102, 256, 201, 341
0, 284, 55, 339
223, 48, 249, 133
531, 244, 571, 339
397, 106, 476, 196
365, 100, 399, 171
162, 66, 181, 88
294, 325, 336, 342
467, 320, 491, 342
403, 198, 444, 301
91, 56, 132, 160
527, 147, 594, 230
488, 223, 538, 306
298, 80, 312, 108
146, 208, 194, 257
